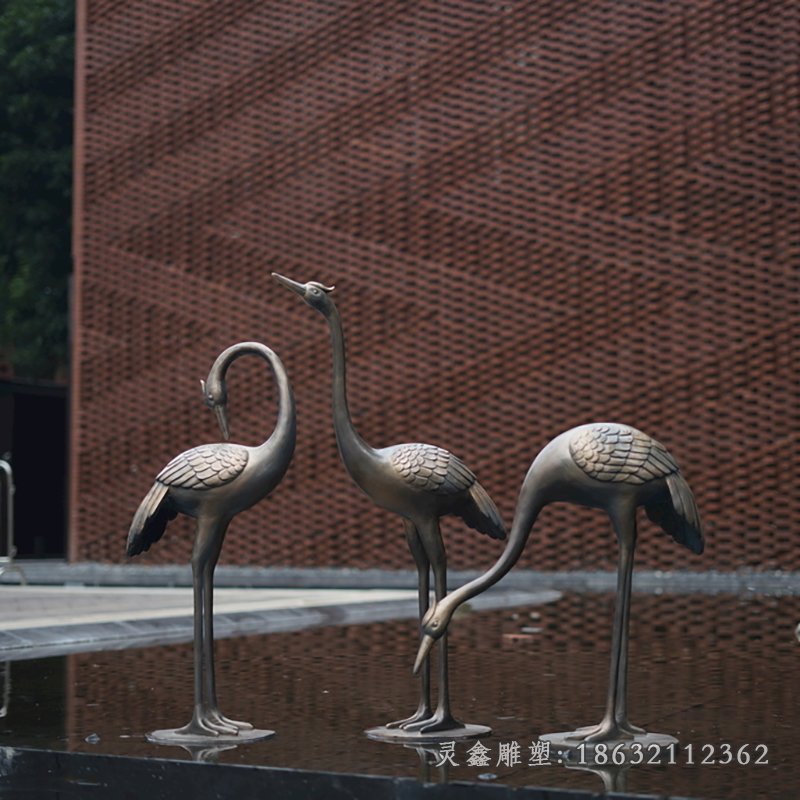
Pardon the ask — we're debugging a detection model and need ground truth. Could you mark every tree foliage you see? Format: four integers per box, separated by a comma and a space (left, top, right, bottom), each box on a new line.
0, 0, 73, 380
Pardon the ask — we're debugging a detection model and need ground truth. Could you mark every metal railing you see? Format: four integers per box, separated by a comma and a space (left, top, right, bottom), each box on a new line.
0, 662, 10, 718
0, 459, 26, 584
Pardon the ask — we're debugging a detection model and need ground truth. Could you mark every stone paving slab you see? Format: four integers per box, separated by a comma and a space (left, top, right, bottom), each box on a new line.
0, 586, 411, 629
0, 583, 562, 661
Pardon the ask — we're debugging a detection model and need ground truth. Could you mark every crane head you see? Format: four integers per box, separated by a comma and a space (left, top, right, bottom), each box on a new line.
200, 377, 230, 440
272, 273, 335, 316
412, 599, 456, 674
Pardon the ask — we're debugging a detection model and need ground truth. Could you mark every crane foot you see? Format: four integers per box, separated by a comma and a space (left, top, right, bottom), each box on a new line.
570, 721, 633, 743
385, 705, 433, 729
402, 710, 462, 734
175, 715, 236, 738
208, 708, 254, 732
616, 720, 646, 736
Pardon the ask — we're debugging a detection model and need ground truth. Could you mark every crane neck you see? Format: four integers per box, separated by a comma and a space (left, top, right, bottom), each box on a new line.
324, 303, 372, 463
215, 342, 297, 456
444, 467, 546, 610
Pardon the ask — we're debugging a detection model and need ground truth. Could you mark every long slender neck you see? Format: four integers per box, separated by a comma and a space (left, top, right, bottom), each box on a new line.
324, 304, 371, 461
217, 342, 296, 455
445, 467, 547, 610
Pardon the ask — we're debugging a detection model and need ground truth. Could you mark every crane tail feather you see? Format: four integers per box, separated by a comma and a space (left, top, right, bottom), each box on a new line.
646, 473, 704, 555
127, 482, 175, 557
461, 482, 507, 540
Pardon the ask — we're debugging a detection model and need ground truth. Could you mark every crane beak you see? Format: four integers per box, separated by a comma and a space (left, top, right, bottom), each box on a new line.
413, 634, 435, 675
272, 272, 306, 297
214, 405, 231, 440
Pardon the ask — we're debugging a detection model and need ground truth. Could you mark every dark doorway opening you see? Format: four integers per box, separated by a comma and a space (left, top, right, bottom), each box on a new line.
0, 380, 67, 558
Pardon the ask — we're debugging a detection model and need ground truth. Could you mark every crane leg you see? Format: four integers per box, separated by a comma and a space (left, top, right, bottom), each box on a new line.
387, 521, 433, 729
614, 518, 645, 736
579, 509, 638, 743
201, 522, 253, 733
404, 519, 462, 734
175, 518, 237, 737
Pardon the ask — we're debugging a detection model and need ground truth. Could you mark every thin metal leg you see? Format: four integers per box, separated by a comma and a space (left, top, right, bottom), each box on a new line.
387, 521, 432, 729
175, 558, 220, 736
580, 512, 635, 743
404, 520, 461, 733
615, 522, 644, 735
202, 542, 253, 733
176, 520, 232, 737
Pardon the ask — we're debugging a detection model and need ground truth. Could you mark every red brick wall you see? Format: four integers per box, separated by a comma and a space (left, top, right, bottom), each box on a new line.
71, 1, 799, 570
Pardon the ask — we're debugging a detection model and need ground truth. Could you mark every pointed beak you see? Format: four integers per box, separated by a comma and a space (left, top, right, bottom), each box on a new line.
413, 634, 435, 675
272, 272, 306, 297
214, 405, 230, 440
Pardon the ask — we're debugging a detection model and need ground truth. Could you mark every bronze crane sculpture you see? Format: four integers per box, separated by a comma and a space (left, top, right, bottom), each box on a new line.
273, 274, 506, 742
414, 422, 704, 750
127, 341, 296, 744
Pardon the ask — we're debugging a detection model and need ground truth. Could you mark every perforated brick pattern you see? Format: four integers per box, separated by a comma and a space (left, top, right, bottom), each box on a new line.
72, 1, 799, 570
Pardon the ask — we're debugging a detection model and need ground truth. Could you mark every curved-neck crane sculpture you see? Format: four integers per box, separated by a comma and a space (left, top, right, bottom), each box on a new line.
415, 422, 704, 751
273, 273, 506, 742
127, 342, 296, 745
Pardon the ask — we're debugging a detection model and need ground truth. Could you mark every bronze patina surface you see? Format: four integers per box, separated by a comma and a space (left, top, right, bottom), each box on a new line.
128, 342, 296, 744
274, 273, 503, 742
416, 423, 703, 753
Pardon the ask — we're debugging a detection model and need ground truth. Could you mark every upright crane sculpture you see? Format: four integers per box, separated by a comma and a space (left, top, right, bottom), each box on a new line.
128, 342, 296, 744
273, 274, 506, 741
415, 422, 704, 750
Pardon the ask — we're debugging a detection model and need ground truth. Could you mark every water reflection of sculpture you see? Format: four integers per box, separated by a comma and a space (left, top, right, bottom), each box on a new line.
127, 342, 296, 743
273, 274, 506, 740
415, 422, 704, 746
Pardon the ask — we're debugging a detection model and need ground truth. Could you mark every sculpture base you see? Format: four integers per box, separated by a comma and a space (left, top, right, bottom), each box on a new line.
146, 727, 275, 746
365, 722, 491, 744
540, 729, 677, 764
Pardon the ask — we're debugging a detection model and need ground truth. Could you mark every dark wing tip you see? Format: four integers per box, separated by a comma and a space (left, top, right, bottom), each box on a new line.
127, 482, 173, 557
463, 482, 506, 539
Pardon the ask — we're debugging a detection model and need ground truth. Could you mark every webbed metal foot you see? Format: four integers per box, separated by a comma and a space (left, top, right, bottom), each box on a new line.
208, 708, 253, 732
574, 721, 632, 744
176, 711, 237, 738
402, 710, 463, 734
385, 704, 433, 730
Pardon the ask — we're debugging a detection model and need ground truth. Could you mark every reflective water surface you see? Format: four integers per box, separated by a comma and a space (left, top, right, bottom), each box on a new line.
0, 592, 797, 798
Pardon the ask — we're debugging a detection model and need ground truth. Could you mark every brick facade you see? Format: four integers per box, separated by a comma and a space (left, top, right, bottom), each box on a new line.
72, 1, 798, 570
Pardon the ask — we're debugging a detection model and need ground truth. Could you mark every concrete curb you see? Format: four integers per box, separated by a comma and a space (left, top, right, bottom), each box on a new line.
3, 561, 800, 595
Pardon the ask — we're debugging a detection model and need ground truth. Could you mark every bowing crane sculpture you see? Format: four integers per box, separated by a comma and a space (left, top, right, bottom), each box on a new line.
414, 422, 704, 747
127, 341, 296, 744
273, 274, 506, 740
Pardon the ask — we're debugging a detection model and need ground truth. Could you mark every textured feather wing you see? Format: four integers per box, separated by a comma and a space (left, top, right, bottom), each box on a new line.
127, 443, 248, 557
390, 443, 506, 540
156, 443, 248, 489
390, 443, 475, 494
569, 423, 679, 485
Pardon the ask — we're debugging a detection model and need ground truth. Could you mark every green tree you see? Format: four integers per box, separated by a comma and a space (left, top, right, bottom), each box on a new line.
0, 0, 73, 380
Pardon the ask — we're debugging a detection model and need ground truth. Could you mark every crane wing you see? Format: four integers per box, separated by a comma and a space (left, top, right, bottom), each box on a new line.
390, 443, 506, 539
127, 481, 174, 556
390, 443, 475, 494
569, 423, 679, 485
127, 443, 248, 557
156, 443, 248, 489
